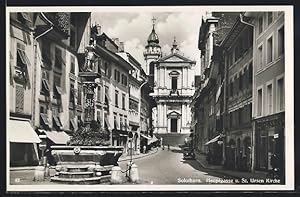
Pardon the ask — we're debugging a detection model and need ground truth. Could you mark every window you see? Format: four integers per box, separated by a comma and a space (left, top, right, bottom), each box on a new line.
42, 40, 52, 66
41, 70, 50, 94
77, 85, 82, 105
97, 111, 101, 122
55, 47, 63, 69
97, 58, 102, 74
171, 77, 178, 90
267, 83, 273, 114
257, 88, 263, 116
234, 46, 240, 62
16, 43, 30, 84
267, 36, 273, 64
69, 83, 75, 108
70, 28, 76, 48
258, 45, 263, 70
53, 75, 62, 99
15, 84, 24, 113
267, 12, 273, 26
122, 94, 125, 109
40, 105, 49, 128
239, 72, 243, 91
277, 77, 284, 111
229, 81, 233, 97
70, 56, 75, 74
122, 75, 128, 86
258, 16, 263, 34
117, 71, 120, 83
97, 86, 101, 102
278, 26, 284, 56
114, 69, 117, 81
249, 62, 253, 84
115, 90, 119, 107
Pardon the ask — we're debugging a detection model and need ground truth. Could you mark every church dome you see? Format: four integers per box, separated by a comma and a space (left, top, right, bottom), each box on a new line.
147, 28, 159, 44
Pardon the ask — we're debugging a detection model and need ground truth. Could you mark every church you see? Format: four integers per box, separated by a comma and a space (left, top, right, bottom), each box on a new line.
143, 19, 196, 145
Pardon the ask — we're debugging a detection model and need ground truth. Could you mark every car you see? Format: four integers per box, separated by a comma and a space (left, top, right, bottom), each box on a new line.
183, 147, 195, 160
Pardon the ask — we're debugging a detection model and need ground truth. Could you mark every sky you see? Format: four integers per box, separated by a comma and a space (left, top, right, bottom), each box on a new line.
91, 11, 205, 71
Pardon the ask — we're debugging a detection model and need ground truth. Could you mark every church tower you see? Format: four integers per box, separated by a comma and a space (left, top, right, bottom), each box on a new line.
143, 17, 162, 76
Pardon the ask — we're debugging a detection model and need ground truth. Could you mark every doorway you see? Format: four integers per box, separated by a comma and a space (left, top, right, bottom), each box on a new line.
171, 118, 177, 133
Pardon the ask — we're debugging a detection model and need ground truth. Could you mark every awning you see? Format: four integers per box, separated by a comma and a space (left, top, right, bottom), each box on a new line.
147, 135, 159, 145
43, 130, 70, 145
8, 119, 41, 143
140, 133, 151, 140
204, 134, 221, 146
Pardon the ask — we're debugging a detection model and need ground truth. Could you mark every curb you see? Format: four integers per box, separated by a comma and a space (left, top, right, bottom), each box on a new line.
118, 148, 159, 162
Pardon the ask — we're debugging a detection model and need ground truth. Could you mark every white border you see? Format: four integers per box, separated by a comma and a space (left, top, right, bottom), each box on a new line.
6, 5, 294, 191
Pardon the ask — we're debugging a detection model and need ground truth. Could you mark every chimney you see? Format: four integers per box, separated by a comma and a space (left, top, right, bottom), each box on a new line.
119, 42, 124, 52
112, 38, 120, 47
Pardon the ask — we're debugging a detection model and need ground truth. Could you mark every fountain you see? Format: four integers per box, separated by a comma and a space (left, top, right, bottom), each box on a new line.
50, 40, 123, 184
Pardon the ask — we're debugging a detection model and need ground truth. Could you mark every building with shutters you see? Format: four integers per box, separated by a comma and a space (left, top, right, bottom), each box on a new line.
89, 28, 133, 148
220, 14, 254, 171
30, 13, 91, 153
9, 12, 41, 167
191, 12, 239, 166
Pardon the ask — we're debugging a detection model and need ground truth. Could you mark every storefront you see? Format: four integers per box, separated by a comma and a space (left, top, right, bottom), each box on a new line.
255, 112, 285, 172
9, 119, 41, 167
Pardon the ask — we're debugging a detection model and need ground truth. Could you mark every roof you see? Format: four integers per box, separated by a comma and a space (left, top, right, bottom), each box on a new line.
95, 44, 133, 71
158, 52, 195, 63
147, 27, 159, 44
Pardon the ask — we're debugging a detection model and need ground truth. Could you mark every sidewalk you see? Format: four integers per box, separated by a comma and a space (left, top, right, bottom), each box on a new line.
118, 147, 159, 162
194, 151, 268, 180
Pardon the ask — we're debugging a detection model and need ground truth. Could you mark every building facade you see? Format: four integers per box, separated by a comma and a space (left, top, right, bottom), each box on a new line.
31, 13, 91, 155
249, 12, 285, 173
9, 12, 41, 166
191, 12, 238, 165
221, 16, 254, 171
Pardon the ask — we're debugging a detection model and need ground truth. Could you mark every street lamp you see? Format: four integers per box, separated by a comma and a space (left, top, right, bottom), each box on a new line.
138, 80, 148, 153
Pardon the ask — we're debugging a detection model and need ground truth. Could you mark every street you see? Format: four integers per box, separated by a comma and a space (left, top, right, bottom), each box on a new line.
119, 147, 233, 184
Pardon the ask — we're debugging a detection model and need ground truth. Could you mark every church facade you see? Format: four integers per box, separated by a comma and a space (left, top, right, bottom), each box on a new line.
143, 21, 196, 137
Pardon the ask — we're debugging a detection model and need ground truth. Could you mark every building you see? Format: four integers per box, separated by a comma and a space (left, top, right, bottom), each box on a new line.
31, 13, 91, 155
220, 15, 254, 171
9, 12, 41, 166
191, 12, 239, 165
248, 12, 285, 174
117, 50, 148, 154
90, 29, 133, 148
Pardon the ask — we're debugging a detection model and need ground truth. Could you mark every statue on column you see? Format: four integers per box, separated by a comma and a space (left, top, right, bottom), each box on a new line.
82, 46, 96, 72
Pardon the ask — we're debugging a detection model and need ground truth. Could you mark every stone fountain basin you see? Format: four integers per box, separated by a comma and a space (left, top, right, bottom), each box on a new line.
51, 146, 124, 172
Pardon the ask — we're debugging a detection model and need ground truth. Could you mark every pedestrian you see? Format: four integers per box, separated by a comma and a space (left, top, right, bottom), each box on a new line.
168, 144, 170, 151
143, 145, 146, 154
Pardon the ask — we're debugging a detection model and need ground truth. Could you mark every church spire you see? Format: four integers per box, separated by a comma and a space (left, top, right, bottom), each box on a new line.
147, 16, 159, 44
171, 36, 179, 54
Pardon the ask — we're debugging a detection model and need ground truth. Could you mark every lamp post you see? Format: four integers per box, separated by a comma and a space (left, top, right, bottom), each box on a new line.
138, 80, 148, 153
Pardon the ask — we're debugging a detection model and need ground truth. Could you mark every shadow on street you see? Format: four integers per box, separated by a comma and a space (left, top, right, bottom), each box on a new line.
180, 158, 231, 179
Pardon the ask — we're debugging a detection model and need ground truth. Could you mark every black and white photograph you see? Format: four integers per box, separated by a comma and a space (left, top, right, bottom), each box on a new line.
6, 6, 294, 191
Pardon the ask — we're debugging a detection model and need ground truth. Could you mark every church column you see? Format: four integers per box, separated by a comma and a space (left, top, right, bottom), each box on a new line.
157, 66, 160, 88
157, 103, 161, 128
164, 103, 167, 129
164, 67, 168, 88
186, 67, 189, 88
182, 68, 185, 89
